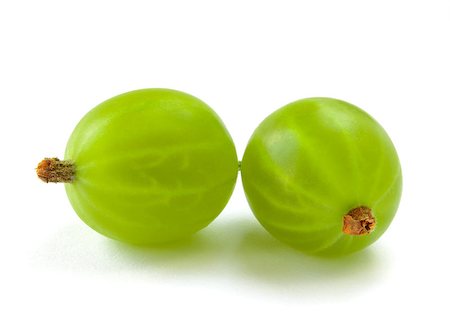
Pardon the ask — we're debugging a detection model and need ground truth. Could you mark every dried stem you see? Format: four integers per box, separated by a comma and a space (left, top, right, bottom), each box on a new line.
36, 158, 75, 183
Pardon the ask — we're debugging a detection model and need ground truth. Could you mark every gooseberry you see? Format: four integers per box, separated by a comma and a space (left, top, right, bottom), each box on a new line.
241, 97, 402, 256
37, 89, 238, 244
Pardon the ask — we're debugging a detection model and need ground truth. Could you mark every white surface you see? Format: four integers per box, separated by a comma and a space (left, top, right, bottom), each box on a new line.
1, 1, 449, 335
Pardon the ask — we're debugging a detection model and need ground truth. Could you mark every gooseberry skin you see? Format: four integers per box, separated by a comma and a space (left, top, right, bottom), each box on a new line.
241, 98, 402, 256
64, 89, 238, 244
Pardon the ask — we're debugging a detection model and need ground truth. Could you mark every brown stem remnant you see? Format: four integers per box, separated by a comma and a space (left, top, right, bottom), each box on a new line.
342, 206, 376, 235
36, 158, 75, 183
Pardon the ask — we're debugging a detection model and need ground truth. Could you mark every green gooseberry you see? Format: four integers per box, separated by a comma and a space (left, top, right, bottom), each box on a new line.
37, 89, 238, 244
241, 97, 402, 256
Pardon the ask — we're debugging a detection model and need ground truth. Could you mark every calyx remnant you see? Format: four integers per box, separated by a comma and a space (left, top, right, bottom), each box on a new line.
342, 206, 376, 235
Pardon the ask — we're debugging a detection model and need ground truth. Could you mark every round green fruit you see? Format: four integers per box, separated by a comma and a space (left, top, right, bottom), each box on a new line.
37, 89, 238, 244
241, 97, 402, 256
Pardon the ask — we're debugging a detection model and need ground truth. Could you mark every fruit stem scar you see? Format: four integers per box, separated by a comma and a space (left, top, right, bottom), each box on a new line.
342, 206, 376, 235
36, 158, 75, 183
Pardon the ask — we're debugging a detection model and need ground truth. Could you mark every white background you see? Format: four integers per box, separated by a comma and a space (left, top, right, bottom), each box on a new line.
1, 0, 449, 335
